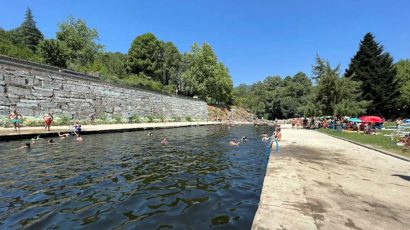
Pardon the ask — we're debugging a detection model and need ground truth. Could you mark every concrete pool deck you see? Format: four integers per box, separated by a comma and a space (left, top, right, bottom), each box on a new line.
252, 127, 410, 230
0, 121, 225, 141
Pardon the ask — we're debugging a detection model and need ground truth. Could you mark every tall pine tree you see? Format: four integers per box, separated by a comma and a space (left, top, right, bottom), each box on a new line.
17, 8, 44, 51
345, 33, 399, 118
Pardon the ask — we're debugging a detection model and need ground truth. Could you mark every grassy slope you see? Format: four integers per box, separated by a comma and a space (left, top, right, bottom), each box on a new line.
318, 128, 408, 157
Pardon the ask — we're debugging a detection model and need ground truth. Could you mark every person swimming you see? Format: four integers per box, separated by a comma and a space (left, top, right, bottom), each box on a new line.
161, 137, 168, 145
241, 136, 248, 142
58, 132, 70, 138
147, 132, 153, 136
48, 139, 55, 144
20, 142, 31, 149
229, 139, 240, 146
31, 135, 41, 141
75, 132, 83, 142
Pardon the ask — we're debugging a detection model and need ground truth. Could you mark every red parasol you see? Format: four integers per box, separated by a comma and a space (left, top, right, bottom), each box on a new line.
359, 116, 384, 123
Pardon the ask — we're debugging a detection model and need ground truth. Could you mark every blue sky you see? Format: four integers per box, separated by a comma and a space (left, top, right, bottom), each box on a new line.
1, 0, 409, 86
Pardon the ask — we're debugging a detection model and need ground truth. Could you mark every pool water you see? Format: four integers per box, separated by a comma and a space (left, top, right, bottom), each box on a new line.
0, 125, 271, 229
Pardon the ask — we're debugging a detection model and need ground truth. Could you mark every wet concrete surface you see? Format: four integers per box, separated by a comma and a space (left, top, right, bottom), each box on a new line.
252, 127, 410, 230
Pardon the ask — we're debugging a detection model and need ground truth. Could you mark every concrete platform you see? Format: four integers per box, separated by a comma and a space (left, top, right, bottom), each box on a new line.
252, 128, 410, 230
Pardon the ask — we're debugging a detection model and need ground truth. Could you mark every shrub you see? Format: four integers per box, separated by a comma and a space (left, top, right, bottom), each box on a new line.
131, 114, 141, 123
146, 115, 154, 123
185, 116, 192, 122
172, 116, 182, 122
159, 115, 166, 122
59, 116, 71, 125
113, 115, 123, 124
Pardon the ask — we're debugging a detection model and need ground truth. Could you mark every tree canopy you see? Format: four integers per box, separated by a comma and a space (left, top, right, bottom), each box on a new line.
56, 17, 102, 68
395, 60, 410, 116
181, 43, 233, 104
345, 33, 398, 118
14, 8, 44, 51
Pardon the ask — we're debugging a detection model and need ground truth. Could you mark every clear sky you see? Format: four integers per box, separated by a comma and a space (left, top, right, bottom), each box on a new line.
1, 0, 409, 86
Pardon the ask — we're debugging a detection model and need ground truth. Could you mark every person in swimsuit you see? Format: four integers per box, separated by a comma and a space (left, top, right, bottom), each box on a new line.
8, 110, 22, 131
74, 122, 81, 134
274, 128, 282, 142
43, 113, 54, 131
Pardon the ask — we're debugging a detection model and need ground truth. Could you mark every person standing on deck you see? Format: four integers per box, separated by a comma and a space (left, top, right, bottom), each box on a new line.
8, 110, 23, 131
43, 112, 53, 131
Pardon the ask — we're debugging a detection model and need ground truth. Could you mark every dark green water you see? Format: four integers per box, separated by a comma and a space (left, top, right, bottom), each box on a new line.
0, 125, 271, 229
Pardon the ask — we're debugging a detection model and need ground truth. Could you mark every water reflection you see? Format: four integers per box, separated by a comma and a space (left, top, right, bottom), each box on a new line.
0, 125, 271, 229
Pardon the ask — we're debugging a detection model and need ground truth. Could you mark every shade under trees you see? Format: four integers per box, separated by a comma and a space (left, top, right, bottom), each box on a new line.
345, 32, 399, 118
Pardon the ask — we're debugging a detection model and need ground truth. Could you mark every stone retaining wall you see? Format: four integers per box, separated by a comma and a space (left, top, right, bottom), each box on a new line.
0, 64, 208, 119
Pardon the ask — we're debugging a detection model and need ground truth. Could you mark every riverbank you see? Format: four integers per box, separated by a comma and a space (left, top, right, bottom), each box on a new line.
0, 121, 224, 141
252, 128, 410, 230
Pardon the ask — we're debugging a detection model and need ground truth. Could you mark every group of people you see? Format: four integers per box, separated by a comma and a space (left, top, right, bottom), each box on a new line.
8, 110, 55, 131
290, 117, 317, 129
19, 121, 83, 149
229, 124, 282, 148
229, 136, 248, 146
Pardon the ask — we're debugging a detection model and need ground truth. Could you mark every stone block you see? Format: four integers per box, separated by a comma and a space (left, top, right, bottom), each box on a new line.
6, 85, 31, 96
32, 87, 54, 97
42, 80, 63, 90
4, 75, 27, 85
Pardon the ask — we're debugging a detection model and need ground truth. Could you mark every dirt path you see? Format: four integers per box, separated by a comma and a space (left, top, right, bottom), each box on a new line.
252, 127, 410, 230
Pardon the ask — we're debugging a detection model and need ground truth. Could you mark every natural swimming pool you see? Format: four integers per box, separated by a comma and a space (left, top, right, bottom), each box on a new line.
0, 125, 271, 229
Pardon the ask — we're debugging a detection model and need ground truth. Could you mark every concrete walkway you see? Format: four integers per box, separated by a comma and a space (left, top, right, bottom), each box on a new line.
0, 121, 222, 141
252, 127, 410, 230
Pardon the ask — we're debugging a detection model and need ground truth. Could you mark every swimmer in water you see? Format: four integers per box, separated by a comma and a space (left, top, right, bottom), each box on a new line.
260, 133, 268, 138
76, 133, 83, 142
58, 132, 70, 138
229, 139, 240, 146
20, 143, 31, 149
147, 132, 153, 136
161, 137, 168, 145
262, 136, 271, 141
48, 139, 55, 144
31, 135, 41, 141
241, 136, 248, 142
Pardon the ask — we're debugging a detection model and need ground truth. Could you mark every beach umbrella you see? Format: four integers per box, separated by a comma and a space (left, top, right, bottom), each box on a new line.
359, 116, 383, 123
348, 117, 362, 123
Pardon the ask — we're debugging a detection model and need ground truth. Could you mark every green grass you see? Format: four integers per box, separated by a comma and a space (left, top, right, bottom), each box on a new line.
318, 128, 408, 157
